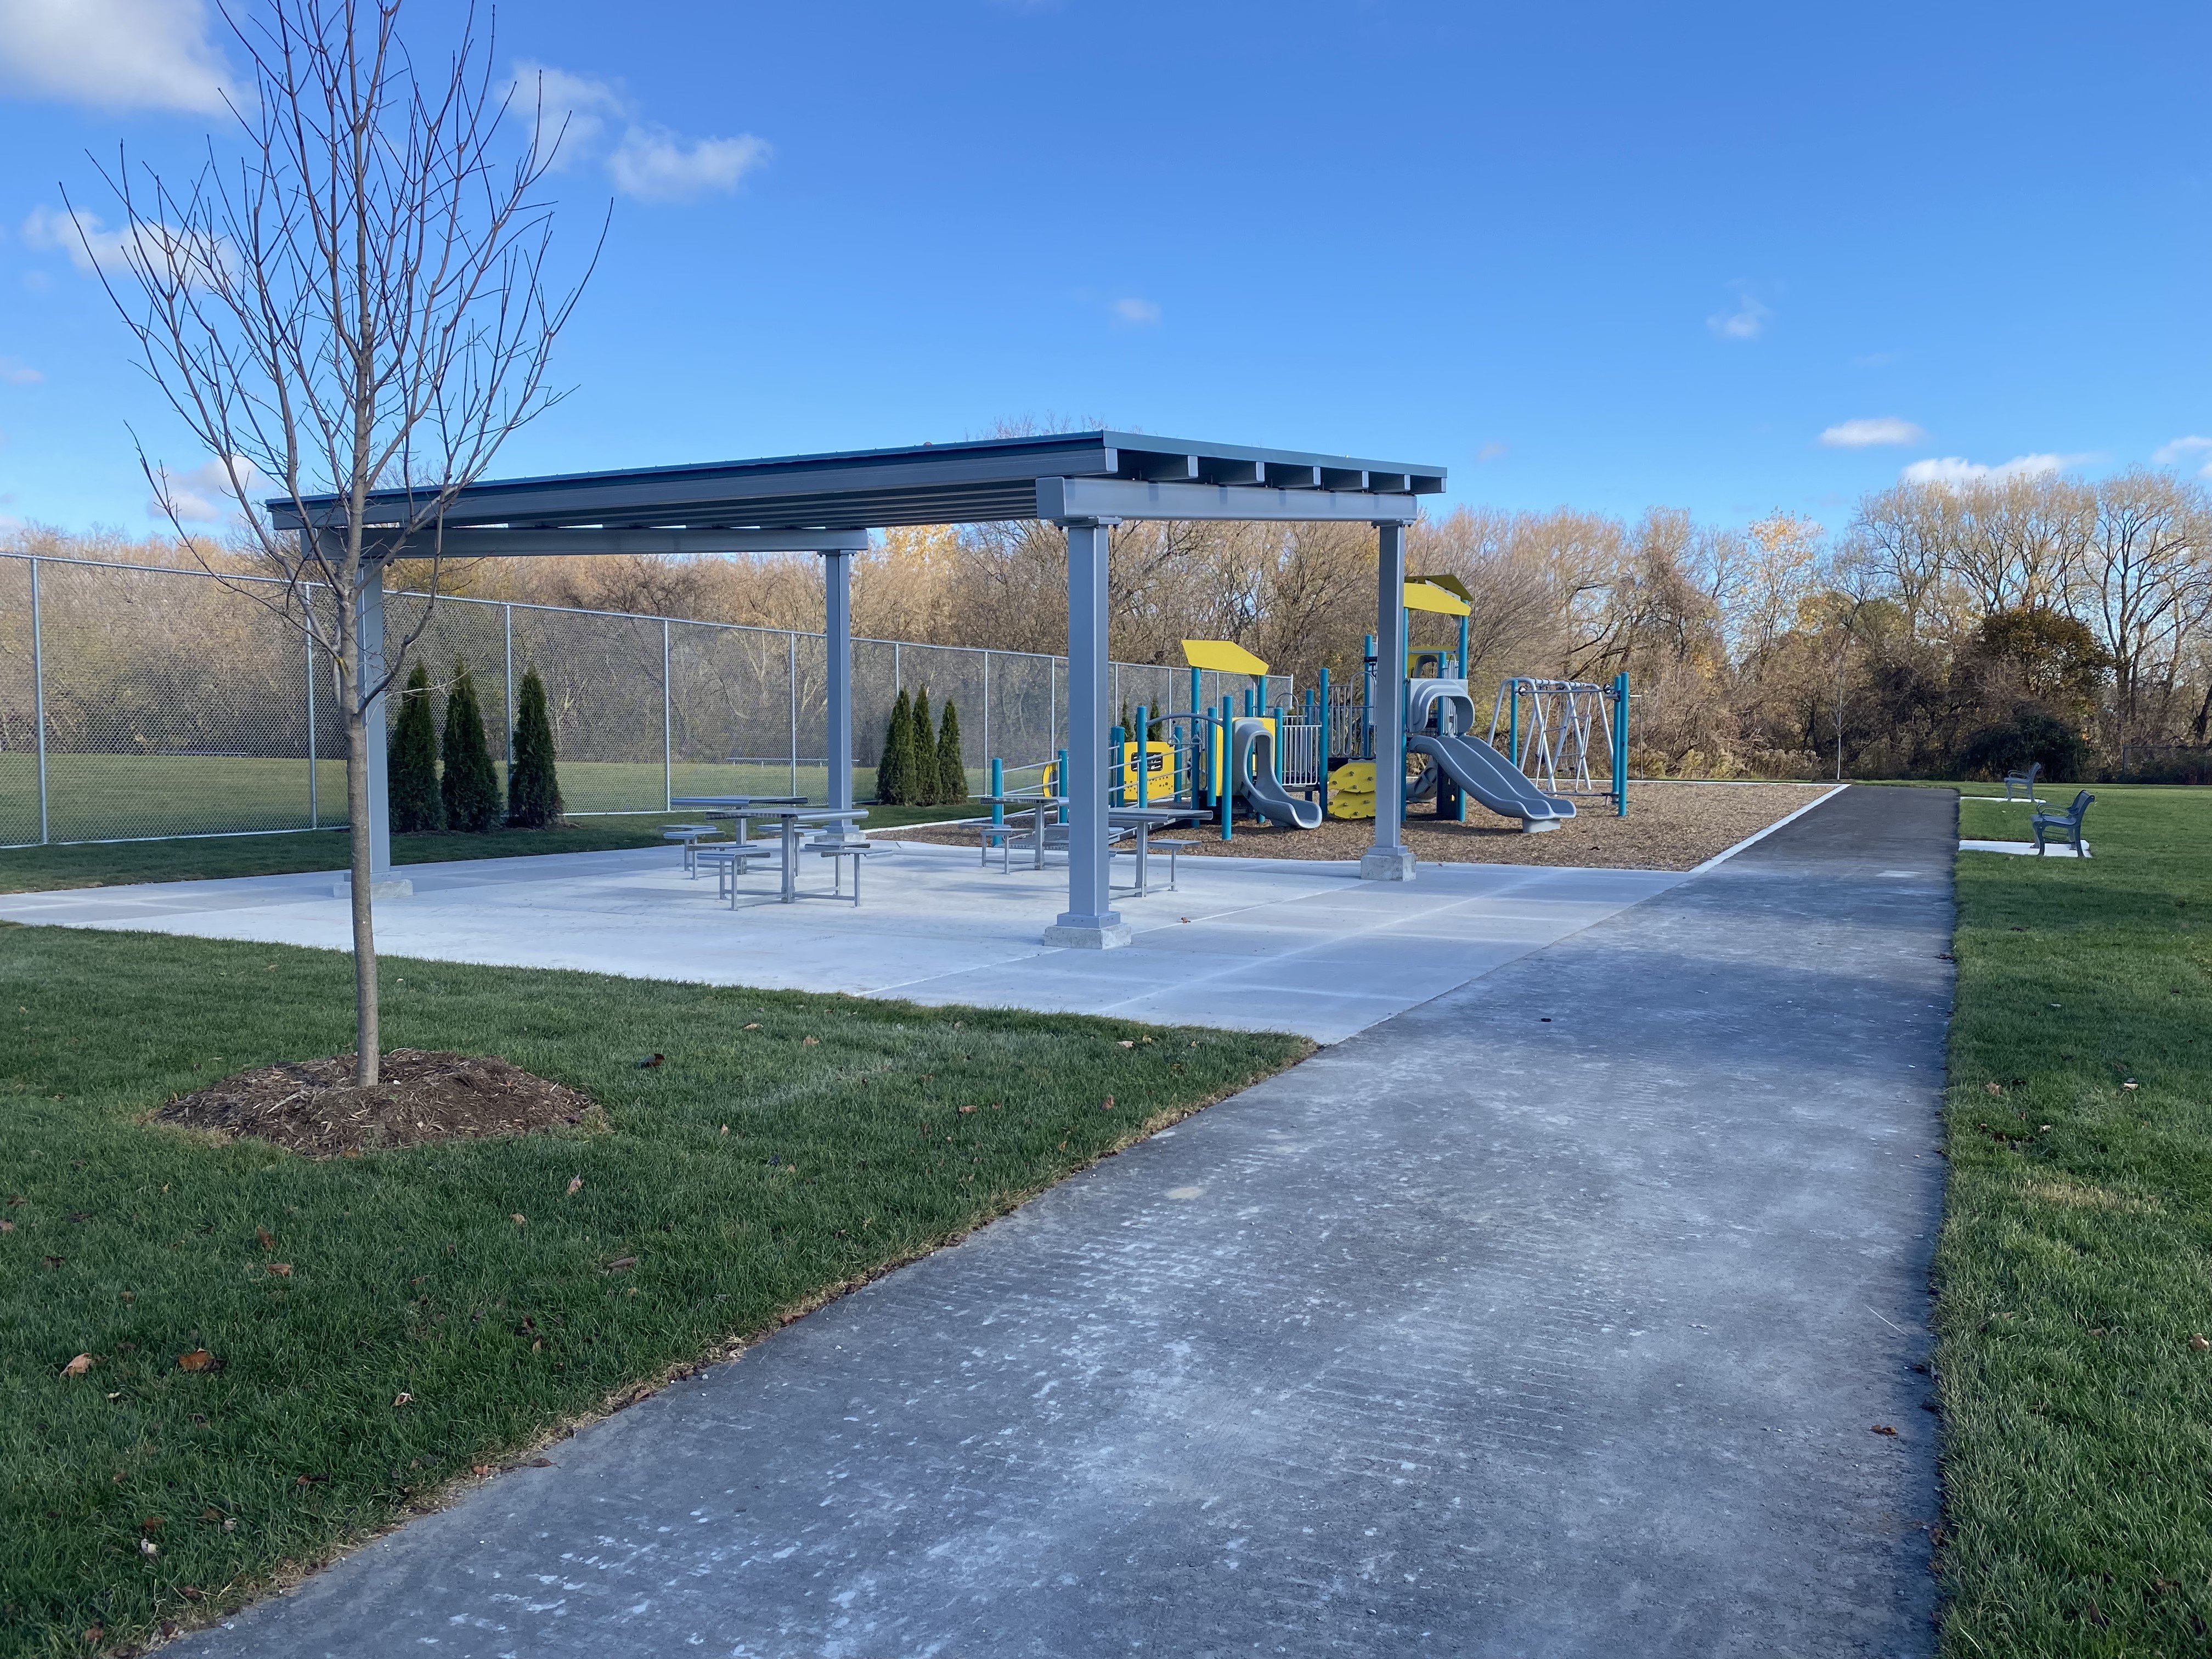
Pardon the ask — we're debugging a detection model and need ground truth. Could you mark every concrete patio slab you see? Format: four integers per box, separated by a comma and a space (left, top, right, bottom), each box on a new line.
163, 782, 1951, 1659
0, 842, 1683, 1043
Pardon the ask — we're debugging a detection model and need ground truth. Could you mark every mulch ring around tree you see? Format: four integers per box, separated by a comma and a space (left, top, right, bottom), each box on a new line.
153, 1049, 606, 1158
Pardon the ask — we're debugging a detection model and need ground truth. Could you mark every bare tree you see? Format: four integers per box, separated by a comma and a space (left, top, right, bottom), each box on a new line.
83, 0, 595, 1084
2072, 468, 2211, 771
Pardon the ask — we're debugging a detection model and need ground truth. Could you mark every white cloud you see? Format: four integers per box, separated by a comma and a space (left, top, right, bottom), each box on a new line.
2153, 435, 2212, 478
148, 455, 256, 524
1820, 416, 1926, 448
0, 0, 237, 114
1707, 286, 1770, 341
1900, 453, 2078, 487
0, 356, 40, 384
23, 204, 228, 284
509, 60, 625, 168
512, 60, 769, 203
607, 125, 769, 202
1110, 296, 1160, 325
1475, 441, 1508, 462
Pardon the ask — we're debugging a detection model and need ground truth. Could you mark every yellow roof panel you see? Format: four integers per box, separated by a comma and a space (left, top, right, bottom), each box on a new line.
1180, 639, 1270, 675
1403, 580, 1471, 617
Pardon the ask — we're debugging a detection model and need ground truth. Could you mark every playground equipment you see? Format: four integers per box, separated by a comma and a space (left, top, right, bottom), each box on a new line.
1321, 579, 1632, 832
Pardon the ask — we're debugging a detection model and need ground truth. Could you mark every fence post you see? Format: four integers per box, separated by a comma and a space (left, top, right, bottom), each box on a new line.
661, 617, 672, 811
980, 650, 990, 768
1048, 658, 1057, 754
306, 622, 317, 829
788, 630, 798, 797
503, 604, 515, 777
30, 555, 48, 844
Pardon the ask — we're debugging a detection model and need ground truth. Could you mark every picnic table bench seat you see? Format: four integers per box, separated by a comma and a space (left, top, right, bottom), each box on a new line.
2002, 761, 2045, 802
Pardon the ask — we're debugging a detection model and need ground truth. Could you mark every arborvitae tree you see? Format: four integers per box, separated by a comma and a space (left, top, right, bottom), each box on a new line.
910, 690, 936, 804
506, 665, 565, 828
387, 661, 443, 833
878, 688, 914, 805
936, 697, 966, 804
440, 659, 503, 832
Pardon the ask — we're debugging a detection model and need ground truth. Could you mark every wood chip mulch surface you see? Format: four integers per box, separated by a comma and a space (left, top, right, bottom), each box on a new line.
877, 781, 1832, 872
154, 1049, 603, 1158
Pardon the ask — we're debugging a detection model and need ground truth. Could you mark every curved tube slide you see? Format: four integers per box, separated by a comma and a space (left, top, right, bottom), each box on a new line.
1231, 718, 1322, 829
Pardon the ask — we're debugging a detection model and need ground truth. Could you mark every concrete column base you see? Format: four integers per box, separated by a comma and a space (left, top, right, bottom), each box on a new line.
1358, 847, 1416, 882
332, 877, 415, 899
1045, 915, 1132, 950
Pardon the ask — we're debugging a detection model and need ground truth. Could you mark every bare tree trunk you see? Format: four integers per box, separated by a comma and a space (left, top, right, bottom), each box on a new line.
343, 672, 381, 1085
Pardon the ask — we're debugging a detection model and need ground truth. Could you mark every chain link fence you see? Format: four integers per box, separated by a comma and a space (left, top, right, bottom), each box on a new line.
0, 552, 1291, 847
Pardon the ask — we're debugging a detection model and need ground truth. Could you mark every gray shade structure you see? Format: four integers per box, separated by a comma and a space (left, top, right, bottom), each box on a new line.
274, 431, 1446, 943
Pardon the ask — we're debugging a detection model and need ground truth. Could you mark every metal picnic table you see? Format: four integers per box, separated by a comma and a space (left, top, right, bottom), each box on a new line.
669, 798, 870, 905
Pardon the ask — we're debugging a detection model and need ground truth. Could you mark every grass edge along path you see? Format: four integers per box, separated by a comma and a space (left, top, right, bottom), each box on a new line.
0, 927, 1308, 1657
1935, 785, 2212, 1656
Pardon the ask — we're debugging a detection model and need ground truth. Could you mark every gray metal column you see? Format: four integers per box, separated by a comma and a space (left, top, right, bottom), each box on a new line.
822, 548, 856, 839
29, 555, 47, 844
1360, 521, 1415, 881
352, 557, 407, 894
1045, 518, 1130, 947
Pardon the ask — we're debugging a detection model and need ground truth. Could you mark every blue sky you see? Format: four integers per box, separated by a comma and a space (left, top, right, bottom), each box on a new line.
1, 0, 2208, 537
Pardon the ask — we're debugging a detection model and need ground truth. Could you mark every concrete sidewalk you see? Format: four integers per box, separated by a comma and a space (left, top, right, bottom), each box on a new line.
172, 786, 1952, 1657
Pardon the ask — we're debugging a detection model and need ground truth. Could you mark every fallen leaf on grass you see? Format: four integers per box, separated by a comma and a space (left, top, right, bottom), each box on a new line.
2191, 1334, 2209, 1351
605, 1256, 637, 1272
511, 1213, 527, 1226
471, 1463, 493, 1476
1117, 1040, 1135, 1049
0, 1220, 10, 1231
532, 1457, 554, 1468
177, 1348, 219, 1372
636, 1053, 664, 1069
267, 1262, 292, 1277
742, 1022, 761, 1031
1984, 1082, 2003, 1096
719, 1125, 729, 1134
393, 1392, 414, 1407
1871, 1424, 1898, 1436
256, 1226, 274, 1251
82, 1625, 101, 1644
294, 1472, 326, 1486
566, 1176, 583, 1194
957, 1104, 976, 1115
802, 1036, 819, 1047
42, 1255, 64, 1268
179, 1585, 204, 1601
1101, 1096, 1115, 1111
60, 1353, 95, 1377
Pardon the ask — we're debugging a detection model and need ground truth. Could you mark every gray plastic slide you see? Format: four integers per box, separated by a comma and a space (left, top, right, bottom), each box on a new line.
1406, 678, 1576, 832
1232, 718, 1322, 828
1410, 731, 1576, 831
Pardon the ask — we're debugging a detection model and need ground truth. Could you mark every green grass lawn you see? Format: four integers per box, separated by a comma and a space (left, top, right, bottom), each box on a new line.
1937, 785, 2212, 1655
0, 754, 984, 849
0, 926, 1307, 1656
0, 800, 969, 895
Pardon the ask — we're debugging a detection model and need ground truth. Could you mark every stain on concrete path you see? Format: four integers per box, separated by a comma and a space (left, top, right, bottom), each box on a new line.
177, 786, 1952, 1657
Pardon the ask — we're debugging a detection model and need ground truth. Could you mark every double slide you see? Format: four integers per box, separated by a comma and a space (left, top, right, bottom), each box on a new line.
1407, 679, 1577, 832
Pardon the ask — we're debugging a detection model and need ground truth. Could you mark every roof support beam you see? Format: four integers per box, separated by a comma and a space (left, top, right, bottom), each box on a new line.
1037, 476, 1419, 525
365, 526, 871, 560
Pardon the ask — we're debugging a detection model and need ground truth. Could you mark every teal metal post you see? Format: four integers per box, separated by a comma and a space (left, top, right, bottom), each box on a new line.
1361, 634, 1376, 759
1318, 664, 1332, 818
1218, 695, 1234, 841
1109, 723, 1124, 806
1056, 747, 1068, 823
1134, 705, 1149, 808
1508, 681, 1520, 772
1457, 614, 1469, 678
1613, 671, 1630, 816
991, 757, 1004, 825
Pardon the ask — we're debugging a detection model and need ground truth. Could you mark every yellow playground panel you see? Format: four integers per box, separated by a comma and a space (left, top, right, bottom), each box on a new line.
1326, 758, 1376, 819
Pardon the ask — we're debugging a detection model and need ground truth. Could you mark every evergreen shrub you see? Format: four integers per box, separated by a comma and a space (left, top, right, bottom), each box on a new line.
441, 659, 503, 832
936, 698, 966, 804
387, 661, 443, 833
507, 665, 565, 827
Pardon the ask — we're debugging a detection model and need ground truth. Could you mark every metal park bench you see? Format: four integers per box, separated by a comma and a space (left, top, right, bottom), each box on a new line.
2002, 761, 2045, 802
2030, 789, 2094, 856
